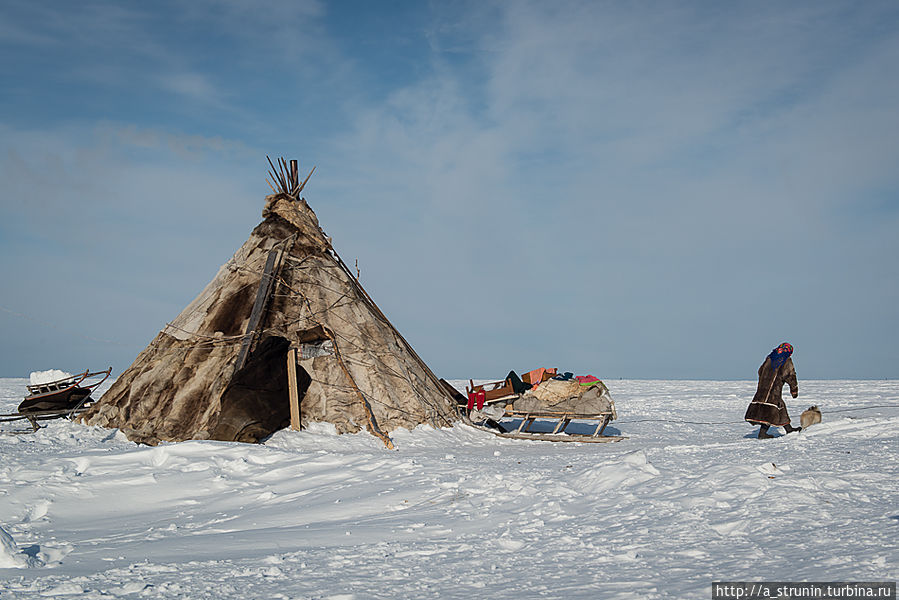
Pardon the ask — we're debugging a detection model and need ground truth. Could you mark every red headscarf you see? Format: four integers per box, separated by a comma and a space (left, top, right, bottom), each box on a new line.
768, 342, 793, 371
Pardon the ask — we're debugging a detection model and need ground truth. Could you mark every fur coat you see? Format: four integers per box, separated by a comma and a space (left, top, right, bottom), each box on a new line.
744, 357, 798, 426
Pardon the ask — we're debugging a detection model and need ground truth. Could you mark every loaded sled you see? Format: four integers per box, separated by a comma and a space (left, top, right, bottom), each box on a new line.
1, 368, 112, 433
462, 372, 625, 443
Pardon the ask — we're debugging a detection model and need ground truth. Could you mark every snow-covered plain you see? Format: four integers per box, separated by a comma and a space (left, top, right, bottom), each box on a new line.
1, 378, 897, 599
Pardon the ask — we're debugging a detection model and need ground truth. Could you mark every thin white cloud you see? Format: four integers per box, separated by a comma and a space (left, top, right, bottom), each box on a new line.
157, 71, 227, 106
106, 124, 251, 158
0, 17, 55, 46
321, 0, 899, 377
1, 1, 337, 123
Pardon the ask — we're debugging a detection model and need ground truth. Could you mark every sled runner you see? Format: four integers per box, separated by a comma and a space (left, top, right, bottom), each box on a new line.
486, 407, 625, 442
467, 413, 625, 443
0, 368, 112, 433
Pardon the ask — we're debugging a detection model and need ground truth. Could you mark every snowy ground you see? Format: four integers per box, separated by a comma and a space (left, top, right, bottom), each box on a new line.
1, 378, 897, 599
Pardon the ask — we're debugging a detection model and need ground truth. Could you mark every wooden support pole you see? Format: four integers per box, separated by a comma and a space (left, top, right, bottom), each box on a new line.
287, 347, 301, 431
297, 165, 315, 195
290, 159, 298, 193
233, 247, 283, 375
551, 416, 567, 435
516, 415, 530, 434
593, 414, 611, 437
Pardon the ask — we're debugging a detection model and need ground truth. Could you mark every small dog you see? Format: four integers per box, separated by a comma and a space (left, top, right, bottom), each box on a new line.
800, 405, 822, 429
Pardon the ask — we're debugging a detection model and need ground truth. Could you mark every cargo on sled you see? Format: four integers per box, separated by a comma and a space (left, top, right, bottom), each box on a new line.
459, 368, 625, 443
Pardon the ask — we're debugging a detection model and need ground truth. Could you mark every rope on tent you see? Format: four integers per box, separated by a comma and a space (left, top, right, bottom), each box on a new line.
161, 322, 248, 342
154, 242, 293, 351
272, 279, 420, 368
304, 319, 441, 427
284, 238, 395, 449
273, 270, 450, 412
157, 247, 276, 345
281, 254, 317, 270
301, 379, 424, 422
322, 323, 394, 448
150, 302, 430, 361
290, 249, 456, 428
147, 338, 244, 352
307, 376, 433, 423
328, 316, 444, 417
339, 353, 425, 395
293, 273, 454, 428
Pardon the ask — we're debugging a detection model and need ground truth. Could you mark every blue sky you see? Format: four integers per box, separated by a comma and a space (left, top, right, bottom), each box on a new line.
1, 1, 897, 379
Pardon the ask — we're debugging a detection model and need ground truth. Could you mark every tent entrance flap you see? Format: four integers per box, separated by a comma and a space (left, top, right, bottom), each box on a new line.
211, 336, 310, 443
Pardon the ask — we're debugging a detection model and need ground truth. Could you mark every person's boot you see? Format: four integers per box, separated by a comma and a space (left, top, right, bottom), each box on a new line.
784, 423, 801, 434
758, 424, 773, 439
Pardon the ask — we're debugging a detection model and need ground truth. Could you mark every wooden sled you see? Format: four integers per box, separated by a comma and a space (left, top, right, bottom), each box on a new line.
463, 376, 625, 443
1, 368, 112, 433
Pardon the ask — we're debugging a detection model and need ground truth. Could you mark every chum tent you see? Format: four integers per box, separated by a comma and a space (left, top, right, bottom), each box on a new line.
81, 160, 459, 447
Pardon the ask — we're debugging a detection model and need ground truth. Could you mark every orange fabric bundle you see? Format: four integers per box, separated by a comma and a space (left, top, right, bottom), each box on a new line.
524, 367, 557, 386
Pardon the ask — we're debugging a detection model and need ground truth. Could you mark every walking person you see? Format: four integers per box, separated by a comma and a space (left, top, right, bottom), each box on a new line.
745, 342, 801, 438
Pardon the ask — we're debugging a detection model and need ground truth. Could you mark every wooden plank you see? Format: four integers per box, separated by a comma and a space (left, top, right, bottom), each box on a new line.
0, 404, 94, 422
494, 432, 626, 443
233, 247, 283, 375
467, 422, 626, 443
280, 157, 289, 191
552, 416, 572, 435
516, 414, 531, 434
594, 414, 611, 437
266, 155, 281, 192
287, 347, 301, 431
